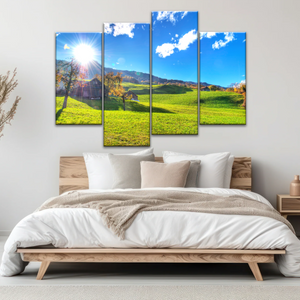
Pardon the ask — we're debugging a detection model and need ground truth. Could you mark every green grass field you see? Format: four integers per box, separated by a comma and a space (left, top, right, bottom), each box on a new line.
200, 91, 246, 125
151, 84, 198, 135
56, 97, 102, 125
56, 83, 246, 146
104, 82, 150, 146
104, 83, 198, 145
104, 111, 149, 146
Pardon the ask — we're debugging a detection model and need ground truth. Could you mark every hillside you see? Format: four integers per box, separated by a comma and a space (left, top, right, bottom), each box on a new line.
56, 97, 102, 125
56, 59, 221, 87
200, 91, 245, 125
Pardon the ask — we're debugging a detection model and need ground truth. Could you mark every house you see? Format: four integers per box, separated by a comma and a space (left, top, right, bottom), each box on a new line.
201, 86, 210, 91
71, 78, 104, 99
124, 90, 138, 101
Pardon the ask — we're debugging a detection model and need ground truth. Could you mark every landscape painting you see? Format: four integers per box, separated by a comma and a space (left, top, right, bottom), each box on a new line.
152, 11, 198, 135
200, 32, 246, 125
56, 32, 102, 125
104, 23, 150, 146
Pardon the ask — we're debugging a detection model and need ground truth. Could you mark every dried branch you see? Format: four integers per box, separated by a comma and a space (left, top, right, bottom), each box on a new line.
0, 69, 21, 139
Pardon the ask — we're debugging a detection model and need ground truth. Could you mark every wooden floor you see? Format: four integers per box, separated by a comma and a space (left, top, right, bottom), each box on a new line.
17, 248, 285, 281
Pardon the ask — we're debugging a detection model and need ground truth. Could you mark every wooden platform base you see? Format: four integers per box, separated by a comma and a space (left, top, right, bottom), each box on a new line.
17, 248, 285, 281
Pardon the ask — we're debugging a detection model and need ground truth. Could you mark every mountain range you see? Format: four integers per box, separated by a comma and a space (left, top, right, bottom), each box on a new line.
56, 60, 225, 88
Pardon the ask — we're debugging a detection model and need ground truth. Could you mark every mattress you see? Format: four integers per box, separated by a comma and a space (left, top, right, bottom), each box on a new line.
1, 188, 300, 277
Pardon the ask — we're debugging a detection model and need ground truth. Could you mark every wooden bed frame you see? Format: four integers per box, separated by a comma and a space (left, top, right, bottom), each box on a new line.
17, 156, 286, 281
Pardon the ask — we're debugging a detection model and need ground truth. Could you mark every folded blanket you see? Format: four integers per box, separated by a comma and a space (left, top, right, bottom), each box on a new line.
37, 190, 295, 239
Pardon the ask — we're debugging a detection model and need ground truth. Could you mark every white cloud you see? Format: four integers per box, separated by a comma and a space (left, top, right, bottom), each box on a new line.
155, 29, 197, 58
200, 32, 217, 39
56, 33, 60, 37
104, 23, 113, 34
212, 40, 224, 49
64, 44, 70, 50
104, 23, 135, 38
181, 11, 188, 19
212, 32, 235, 50
242, 75, 245, 77
175, 34, 178, 38
176, 29, 197, 51
156, 11, 188, 24
243, 39, 246, 42
113, 23, 135, 38
156, 43, 176, 58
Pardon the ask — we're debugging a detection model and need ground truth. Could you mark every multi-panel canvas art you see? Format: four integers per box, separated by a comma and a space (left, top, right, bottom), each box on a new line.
104, 23, 150, 146
200, 32, 246, 125
151, 11, 198, 135
56, 20, 247, 143
56, 32, 102, 125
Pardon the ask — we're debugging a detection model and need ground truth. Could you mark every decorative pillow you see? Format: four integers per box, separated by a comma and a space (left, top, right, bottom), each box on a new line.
163, 151, 230, 188
185, 160, 201, 187
83, 148, 153, 189
141, 161, 191, 188
109, 154, 155, 189
224, 155, 235, 189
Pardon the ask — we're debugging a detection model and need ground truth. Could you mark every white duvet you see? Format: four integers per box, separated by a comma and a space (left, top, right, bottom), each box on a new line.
1, 188, 300, 277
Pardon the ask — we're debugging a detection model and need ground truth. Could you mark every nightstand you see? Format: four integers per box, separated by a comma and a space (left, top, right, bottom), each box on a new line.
277, 195, 300, 219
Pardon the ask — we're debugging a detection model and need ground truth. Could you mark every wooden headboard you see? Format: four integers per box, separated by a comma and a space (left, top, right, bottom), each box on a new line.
59, 156, 252, 195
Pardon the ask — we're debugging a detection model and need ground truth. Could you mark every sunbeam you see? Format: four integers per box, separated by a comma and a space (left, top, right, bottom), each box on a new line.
74, 44, 95, 65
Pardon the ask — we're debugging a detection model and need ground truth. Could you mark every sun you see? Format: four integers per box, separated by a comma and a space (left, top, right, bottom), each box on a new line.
74, 44, 95, 64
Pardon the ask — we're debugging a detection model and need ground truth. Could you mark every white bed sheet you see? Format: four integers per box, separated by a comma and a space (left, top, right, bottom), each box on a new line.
1, 188, 300, 277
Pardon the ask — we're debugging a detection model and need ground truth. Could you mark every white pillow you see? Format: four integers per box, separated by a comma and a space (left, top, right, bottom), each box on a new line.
83, 148, 154, 189
163, 151, 230, 188
224, 155, 235, 189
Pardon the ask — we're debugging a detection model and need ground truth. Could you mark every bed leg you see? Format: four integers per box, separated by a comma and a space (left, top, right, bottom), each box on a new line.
37, 261, 50, 280
248, 262, 263, 281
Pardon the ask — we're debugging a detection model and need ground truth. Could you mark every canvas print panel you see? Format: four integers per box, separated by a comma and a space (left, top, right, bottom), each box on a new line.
200, 32, 246, 125
56, 33, 102, 125
104, 23, 150, 146
152, 11, 198, 135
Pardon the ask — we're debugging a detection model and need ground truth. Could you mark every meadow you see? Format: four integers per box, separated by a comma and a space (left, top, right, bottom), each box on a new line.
56, 97, 102, 125
104, 82, 198, 146
200, 91, 246, 125
104, 82, 150, 146
56, 83, 245, 146
151, 84, 198, 135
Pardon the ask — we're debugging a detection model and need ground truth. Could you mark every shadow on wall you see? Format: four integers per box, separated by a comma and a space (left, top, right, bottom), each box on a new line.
252, 160, 300, 236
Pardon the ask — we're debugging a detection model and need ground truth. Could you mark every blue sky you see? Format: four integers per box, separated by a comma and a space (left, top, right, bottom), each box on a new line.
104, 23, 149, 74
56, 32, 102, 63
152, 11, 198, 82
200, 32, 246, 87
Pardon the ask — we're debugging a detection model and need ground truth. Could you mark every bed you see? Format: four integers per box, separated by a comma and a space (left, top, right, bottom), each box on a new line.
2, 156, 300, 281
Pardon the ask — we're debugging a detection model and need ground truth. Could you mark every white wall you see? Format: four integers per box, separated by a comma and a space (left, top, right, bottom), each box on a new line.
0, 0, 300, 233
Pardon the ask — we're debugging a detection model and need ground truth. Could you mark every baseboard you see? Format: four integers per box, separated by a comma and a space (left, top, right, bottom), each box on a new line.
0, 230, 10, 236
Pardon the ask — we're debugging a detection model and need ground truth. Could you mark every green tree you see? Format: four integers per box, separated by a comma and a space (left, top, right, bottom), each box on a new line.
104, 72, 129, 111
209, 85, 220, 91
239, 83, 246, 107
58, 58, 88, 109
56, 70, 62, 90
